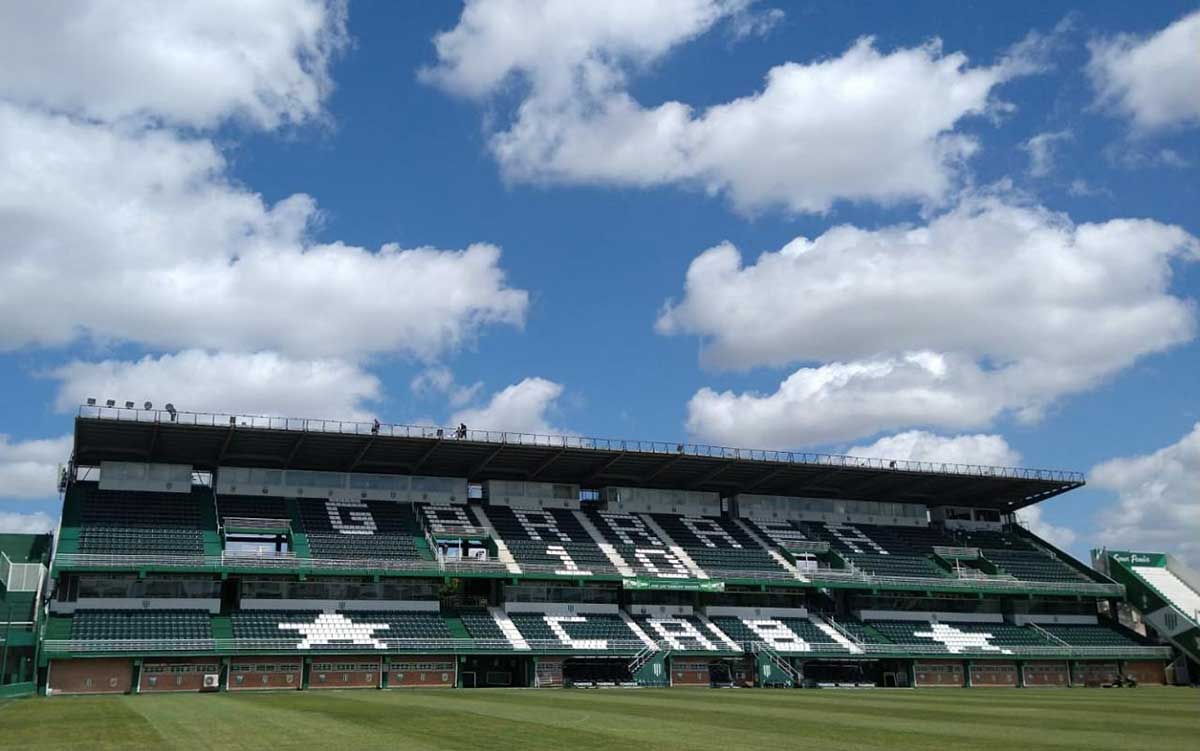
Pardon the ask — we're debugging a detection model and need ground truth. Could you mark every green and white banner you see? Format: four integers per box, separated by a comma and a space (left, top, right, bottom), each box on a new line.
1107, 551, 1167, 568
622, 577, 725, 592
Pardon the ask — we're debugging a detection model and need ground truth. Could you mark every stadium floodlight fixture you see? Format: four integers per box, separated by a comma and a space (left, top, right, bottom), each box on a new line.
165, 403, 176, 414
125, 401, 135, 409
86, 397, 96, 406
105, 399, 116, 408
144, 401, 153, 410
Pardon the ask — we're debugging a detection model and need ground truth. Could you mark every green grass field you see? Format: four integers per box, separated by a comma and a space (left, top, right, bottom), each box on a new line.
1, 688, 1196, 751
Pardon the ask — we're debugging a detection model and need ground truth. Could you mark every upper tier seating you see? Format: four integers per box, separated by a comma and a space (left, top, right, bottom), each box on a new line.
297, 498, 426, 560
742, 518, 817, 550
649, 514, 788, 576
217, 495, 289, 523
483, 506, 617, 575
633, 614, 733, 651
707, 615, 849, 654
981, 550, 1087, 582
508, 611, 641, 650
954, 529, 1036, 551
585, 511, 700, 579
75, 485, 205, 556
1040, 624, 1145, 648
230, 609, 451, 649
866, 619, 1052, 654
797, 522, 949, 579
71, 609, 212, 642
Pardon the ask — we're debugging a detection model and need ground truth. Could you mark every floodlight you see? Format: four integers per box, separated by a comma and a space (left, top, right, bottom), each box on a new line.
105, 399, 115, 408
144, 401, 153, 410
125, 401, 135, 409
86, 397, 96, 406
165, 403, 176, 414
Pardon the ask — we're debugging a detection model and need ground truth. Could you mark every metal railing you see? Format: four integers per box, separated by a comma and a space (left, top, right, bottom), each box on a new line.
37, 634, 1172, 660
934, 546, 980, 559
805, 568, 1124, 596
1, 552, 45, 592
222, 517, 292, 532
40, 637, 650, 656
78, 404, 1086, 483
51, 551, 1124, 596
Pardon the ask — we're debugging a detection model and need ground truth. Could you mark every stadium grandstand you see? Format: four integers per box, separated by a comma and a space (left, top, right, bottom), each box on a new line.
11, 403, 1191, 696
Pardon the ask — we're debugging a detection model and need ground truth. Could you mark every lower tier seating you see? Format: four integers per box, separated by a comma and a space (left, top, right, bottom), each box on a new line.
458, 610, 508, 642
509, 612, 641, 649
866, 620, 1052, 654
71, 609, 212, 641
1040, 624, 1145, 647
707, 615, 849, 653
633, 615, 732, 651
230, 609, 451, 649
836, 619, 892, 645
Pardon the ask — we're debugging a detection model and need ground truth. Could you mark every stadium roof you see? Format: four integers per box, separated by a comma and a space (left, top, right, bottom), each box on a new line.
71, 406, 1085, 511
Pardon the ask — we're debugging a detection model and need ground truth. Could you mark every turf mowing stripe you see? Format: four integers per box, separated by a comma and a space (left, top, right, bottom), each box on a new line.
316, 688, 1199, 751
3, 688, 1196, 751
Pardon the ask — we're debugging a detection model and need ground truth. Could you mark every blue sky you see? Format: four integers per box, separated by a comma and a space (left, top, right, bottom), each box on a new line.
0, 1, 1197, 563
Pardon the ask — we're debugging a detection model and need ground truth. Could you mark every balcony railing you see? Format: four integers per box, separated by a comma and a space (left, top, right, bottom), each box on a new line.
52, 552, 1124, 596
78, 404, 1086, 483
1, 552, 45, 592
804, 568, 1124, 596
39, 637, 1172, 660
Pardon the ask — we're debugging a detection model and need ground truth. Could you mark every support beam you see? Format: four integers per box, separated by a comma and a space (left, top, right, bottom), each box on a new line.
146, 423, 160, 460
640, 454, 686, 484
410, 439, 443, 474
584, 452, 626, 484
347, 435, 376, 472
284, 434, 306, 469
742, 465, 787, 493
468, 445, 506, 478
687, 461, 735, 489
527, 449, 567, 481
216, 426, 236, 464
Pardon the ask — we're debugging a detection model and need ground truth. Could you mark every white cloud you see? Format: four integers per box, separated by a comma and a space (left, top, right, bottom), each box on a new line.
51, 350, 381, 422
427, 1, 1040, 213
450, 378, 566, 435
1022, 130, 1072, 177
411, 367, 483, 408
661, 196, 1198, 446
687, 354, 1003, 447
0, 105, 528, 360
422, 0, 741, 99
1091, 423, 1200, 565
1088, 10, 1200, 131
0, 435, 71, 501
848, 430, 1021, 468
1014, 505, 1078, 550
0, 0, 347, 130
0, 511, 57, 535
